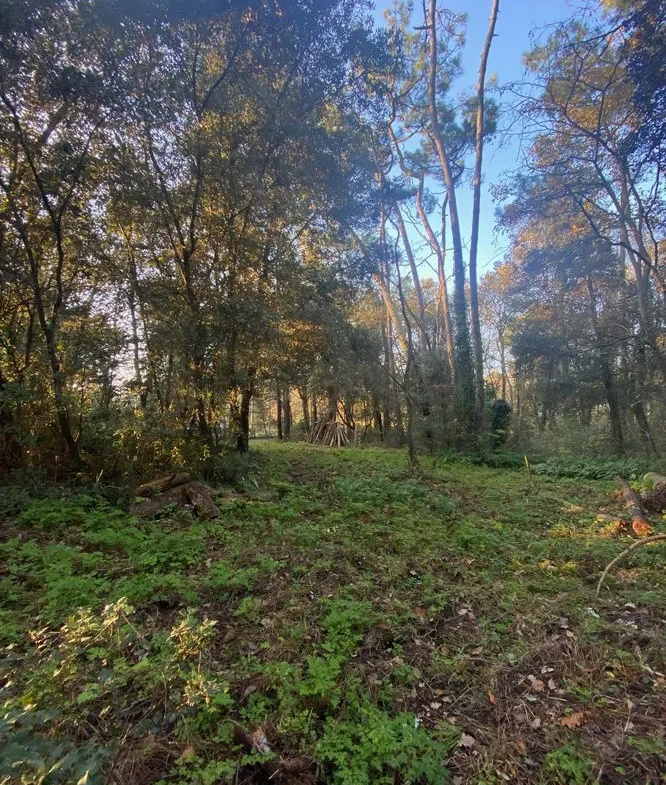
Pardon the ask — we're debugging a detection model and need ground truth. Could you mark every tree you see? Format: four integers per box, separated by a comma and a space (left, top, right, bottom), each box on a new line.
619, 0, 666, 173
0, 0, 132, 465
0, 0, 387, 470
513, 18, 665, 381
379, 0, 500, 445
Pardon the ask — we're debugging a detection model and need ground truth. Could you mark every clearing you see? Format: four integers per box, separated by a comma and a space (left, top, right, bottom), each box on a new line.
1, 443, 665, 784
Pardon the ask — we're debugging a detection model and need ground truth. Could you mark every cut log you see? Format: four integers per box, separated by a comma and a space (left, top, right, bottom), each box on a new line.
130, 485, 187, 518
183, 481, 220, 519
616, 476, 652, 537
642, 481, 666, 514
233, 726, 279, 779
135, 473, 190, 497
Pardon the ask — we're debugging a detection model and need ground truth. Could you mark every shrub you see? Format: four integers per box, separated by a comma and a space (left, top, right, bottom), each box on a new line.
532, 456, 656, 480
317, 696, 452, 785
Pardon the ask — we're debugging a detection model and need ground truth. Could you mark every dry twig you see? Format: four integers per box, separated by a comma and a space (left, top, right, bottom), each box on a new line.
596, 534, 666, 597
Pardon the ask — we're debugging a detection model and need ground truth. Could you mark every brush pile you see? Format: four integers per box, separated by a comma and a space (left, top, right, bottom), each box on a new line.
130, 472, 220, 519
307, 419, 349, 447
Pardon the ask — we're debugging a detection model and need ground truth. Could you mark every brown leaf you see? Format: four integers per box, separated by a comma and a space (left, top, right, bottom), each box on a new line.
488, 691, 496, 705
222, 628, 238, 644
458, 733, 476, 749
559, 711, 586, 728
527, 675, 545, 692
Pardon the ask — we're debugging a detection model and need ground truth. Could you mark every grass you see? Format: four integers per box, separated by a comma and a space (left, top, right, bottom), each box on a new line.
1, 442, 665, 784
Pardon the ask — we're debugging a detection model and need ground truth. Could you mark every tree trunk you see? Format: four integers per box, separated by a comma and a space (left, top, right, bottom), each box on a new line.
326, 385, 337, 421
0, 367, 23, 471
342, 395, 355, 441
284, 389, 292, 438
384, 316, 405, 447
236, 387, 252, 452
127, 254, 149, 409
380, 324, 392, 440
601, 357, 625, 455
632, 401, 656, 455
276, 385, 283, 440
393, 243, 419, 468
44, 326, 80, 466
436, 197, 456, 383
632, 336, 656, 454
298, 387, 311, 434
373, 401, 384, 441
427, 0, 476, 438
24, 244, 81, 466
468, 0, 500, 427
585, 278, 624, 454
374, 273, 407, 355
393, 204, 428, 349
498, 333, 507, 400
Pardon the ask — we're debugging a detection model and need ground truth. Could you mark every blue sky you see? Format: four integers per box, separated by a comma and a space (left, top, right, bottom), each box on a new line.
372, 0, 579, 276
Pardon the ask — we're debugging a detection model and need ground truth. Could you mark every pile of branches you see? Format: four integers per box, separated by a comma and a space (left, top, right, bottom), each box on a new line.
129, 473, 220, 519
307, 419, 349, 447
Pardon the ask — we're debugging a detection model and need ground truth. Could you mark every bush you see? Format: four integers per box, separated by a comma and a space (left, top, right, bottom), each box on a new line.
0, 601, 233, 785
489, 398, 512, 448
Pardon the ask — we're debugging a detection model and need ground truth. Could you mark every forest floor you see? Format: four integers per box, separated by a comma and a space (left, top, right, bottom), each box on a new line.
1, 442, 665, 785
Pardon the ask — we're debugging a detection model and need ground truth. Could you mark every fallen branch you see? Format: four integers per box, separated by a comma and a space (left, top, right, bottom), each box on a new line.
136, 472, 190, 497
596, 533, 666, 597
616, 476, 652, 536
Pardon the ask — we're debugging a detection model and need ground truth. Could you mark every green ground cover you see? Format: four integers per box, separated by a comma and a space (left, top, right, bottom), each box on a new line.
1, 442, 665, 784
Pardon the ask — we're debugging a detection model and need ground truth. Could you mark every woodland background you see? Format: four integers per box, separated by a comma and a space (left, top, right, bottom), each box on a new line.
1, 0, 665, 477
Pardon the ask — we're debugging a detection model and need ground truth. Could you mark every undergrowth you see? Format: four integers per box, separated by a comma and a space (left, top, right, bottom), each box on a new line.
0, 442, 664, 784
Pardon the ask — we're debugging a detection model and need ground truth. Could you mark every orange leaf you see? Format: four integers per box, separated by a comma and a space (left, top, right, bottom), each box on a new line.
559, 711, 586, 728
488, 691, 496, 705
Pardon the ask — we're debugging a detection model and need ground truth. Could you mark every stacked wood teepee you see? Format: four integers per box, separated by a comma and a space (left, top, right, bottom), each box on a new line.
307, 419, 349, 447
